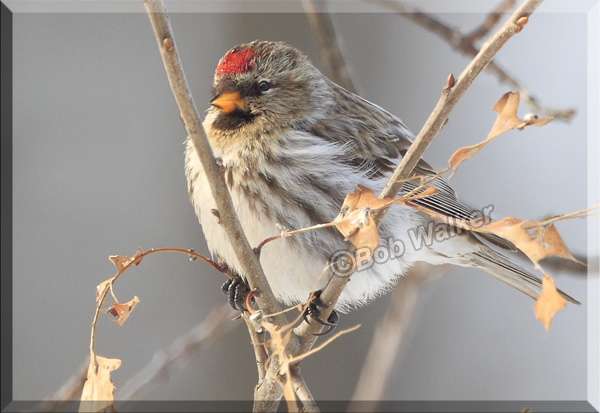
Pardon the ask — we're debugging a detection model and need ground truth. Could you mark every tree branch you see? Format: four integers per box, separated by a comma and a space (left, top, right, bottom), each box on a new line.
463, 0, 517, 44
367, 0, 575, 122
290, 365, 320, 412
143, 2, 296, 410
34, 359, 89, 412
301, 0, 357, 93
378, 0, 544, 204
242, 312, 269, 386
142, 0, 290, 330
253, 360, 285, 412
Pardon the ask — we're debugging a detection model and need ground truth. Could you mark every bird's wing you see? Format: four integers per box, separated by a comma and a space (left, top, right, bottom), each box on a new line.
311, 82, 516, 251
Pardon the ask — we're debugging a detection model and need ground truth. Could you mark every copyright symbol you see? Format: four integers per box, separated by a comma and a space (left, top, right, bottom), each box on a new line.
329, 250, 356, 278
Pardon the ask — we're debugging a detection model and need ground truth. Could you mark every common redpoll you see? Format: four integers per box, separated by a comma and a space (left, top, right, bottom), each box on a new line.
185, 40, 577, 313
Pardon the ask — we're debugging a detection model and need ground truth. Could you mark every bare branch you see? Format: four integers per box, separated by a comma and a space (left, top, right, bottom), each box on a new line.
143, 3, 298, 410
253, 360, 285, 412
142, 0, 289, 329
242, 312, 269, 385
350, 271, 421, 403
116, 304, 237, 400
368, 0, 575, 122
463, 0, 517, 44
378, 0, 545, 205
34, 359, 88, 412
290, 365, 319, 412
293, 269, 351, 351
350, 264, 448, 407
302, 0, 357, 93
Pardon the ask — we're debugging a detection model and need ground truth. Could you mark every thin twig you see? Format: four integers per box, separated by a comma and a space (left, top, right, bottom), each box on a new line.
253, 361, 285, 412
255, 310, 314, 411
115, 304, 237, 400
255, 221, 337, 257
378, 0, 544, 205
290, 365, 320, 413
90, 247, 228, 358
242, 311, 269, 385
367, 0, 575, 122
301, 0, 357, 93
142, 0, 289, 330
463, 0, 517, 44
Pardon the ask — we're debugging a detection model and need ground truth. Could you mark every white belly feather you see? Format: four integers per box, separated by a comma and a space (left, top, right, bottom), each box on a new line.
184, 130, 438, 311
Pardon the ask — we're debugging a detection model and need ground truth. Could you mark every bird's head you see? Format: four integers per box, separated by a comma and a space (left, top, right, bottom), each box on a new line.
207, 40, 331, 137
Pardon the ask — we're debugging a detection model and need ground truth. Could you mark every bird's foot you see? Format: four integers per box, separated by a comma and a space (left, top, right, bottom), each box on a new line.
221, 275, 253, 311
303, 290, 339, 335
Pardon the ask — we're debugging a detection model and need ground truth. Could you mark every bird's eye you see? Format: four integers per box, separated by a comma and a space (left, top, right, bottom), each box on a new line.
258, 80, 270, 92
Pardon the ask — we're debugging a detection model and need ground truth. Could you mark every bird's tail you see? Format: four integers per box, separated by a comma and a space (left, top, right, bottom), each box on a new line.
469, 247, 580, 304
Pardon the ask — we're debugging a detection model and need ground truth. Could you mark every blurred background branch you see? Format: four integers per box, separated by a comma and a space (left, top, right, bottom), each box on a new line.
301, 0, 357, 93
366, 0, 576, 122
115, 304, 237, 401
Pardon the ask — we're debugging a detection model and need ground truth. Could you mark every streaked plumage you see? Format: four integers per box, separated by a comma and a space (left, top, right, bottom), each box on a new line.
185, 40, 577, 311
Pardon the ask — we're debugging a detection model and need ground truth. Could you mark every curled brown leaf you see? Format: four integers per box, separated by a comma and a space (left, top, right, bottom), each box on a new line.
108, 247, 143, 272
107, 296, 140, 326
448, 91, 553, 178
405, 202, 597, 330
334, 186, 393, 263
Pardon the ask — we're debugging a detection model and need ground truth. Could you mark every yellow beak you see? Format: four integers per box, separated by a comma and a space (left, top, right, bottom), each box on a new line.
210, 91, 247, 114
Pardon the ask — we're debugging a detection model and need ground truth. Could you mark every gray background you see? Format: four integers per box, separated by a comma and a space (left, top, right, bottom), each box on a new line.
10, 0, 598, 406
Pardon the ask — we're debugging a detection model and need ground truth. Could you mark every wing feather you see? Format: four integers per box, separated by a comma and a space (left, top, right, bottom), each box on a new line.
310, 81, 516, 251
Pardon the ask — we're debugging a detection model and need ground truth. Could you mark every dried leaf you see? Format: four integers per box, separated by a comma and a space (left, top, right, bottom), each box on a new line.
108, 247, 144, 272
349, 211, 379, 254
478, 218, 579, 264
108, 255, 130, 272
79, 355, 121, 412
131, 247, 143, 266
534, 274, 566, 331
489, 91, 524, 136
448, 92, 553, 177
335, 208, 378, 261
340, 185, 393, 212
402, 201, 593, 330
107, 296, 140, 326
334, 186, 393, 263
448, 143, 487, 177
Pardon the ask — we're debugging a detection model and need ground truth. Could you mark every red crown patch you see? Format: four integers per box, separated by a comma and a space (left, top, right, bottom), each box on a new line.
215, 48, 257, 76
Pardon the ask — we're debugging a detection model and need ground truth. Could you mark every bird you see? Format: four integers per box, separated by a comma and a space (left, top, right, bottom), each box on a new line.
184, 40, 578, 321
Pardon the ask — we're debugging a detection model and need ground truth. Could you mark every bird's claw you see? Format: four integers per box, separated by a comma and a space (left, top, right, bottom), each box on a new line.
302, 290, 339, 335
221, 275, 252, 311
